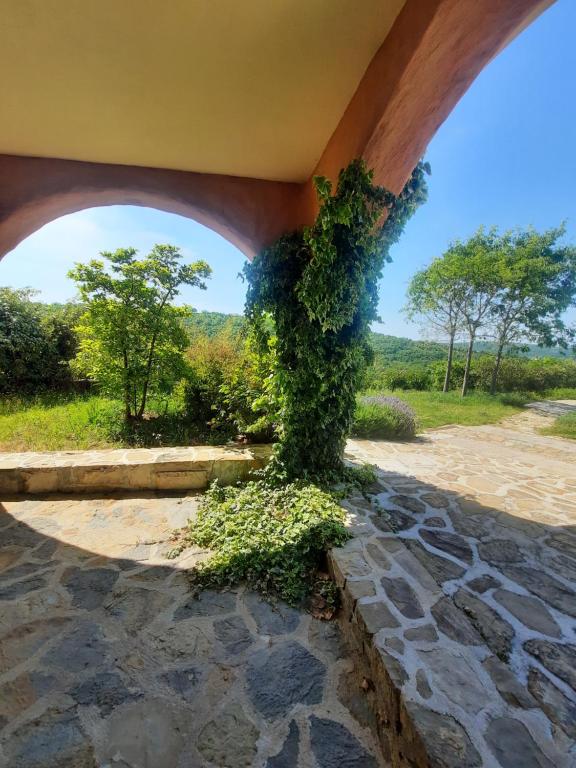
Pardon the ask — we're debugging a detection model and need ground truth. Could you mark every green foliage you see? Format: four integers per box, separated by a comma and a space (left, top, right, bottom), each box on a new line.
470, 355, 576, 393
542, 387, 576, 400
353, 396, 417, 439
183, 324, 277, 442
244, 159, 428, 480
0, 288, 80, 393
427, 358, 467, 391
174, 480, 350, 605
69, 244, 211, 420
367, 362, 431, 391
0, 392, 122, 451
182, 310, 245, 338
406, 224, 576, 396
427, 354, 576, 393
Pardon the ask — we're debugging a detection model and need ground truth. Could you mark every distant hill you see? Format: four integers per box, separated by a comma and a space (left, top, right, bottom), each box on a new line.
34, 305, 574, 365
183, 311, 574, 363
369, 333, 573, 365
369, 333, 449, 365
183, 309, 245, 337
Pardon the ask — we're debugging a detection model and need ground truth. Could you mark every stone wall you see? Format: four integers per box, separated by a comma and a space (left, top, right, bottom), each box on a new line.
0, 446, 270, 495
329, 473, 574, 768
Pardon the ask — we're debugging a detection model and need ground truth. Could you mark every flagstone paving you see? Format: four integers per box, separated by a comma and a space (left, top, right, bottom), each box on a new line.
341, 404, 576, 767
0, 493, 385, 768
0, 404, 575, 767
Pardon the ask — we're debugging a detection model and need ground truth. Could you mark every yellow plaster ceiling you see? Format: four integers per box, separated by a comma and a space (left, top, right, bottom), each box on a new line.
0, 0, 406, 182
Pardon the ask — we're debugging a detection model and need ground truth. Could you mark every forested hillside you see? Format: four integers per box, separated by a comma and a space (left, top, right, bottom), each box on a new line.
30, 304, 573, 364
183, 310, 245, 337
182, 311, 572, 363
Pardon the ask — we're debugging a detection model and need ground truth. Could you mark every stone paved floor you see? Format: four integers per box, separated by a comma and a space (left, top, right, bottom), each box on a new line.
343, 403, 576, 767
0, 494, 385, 768
0, 404, 575, 767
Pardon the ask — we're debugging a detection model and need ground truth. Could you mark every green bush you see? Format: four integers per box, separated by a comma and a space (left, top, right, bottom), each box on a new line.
183, 325, 276, 442
427, 355, 576, 393
476, 356, 576, 392
368, 363, 431, 391
427, 359, 469, 391
171, 480, 350, 605
0, 288, 79, 393
352, 396, 417, 439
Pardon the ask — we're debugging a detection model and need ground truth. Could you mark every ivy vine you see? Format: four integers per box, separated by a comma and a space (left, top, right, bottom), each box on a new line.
244, 159, 429, 481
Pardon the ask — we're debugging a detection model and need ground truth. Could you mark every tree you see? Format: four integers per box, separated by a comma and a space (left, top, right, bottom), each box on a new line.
405, 255, 467, 392
0, 287, 79, 392
69, 245, 211, 420
453, 230, 503, 396
245, 159, 428, 479
486, 225, 576, 393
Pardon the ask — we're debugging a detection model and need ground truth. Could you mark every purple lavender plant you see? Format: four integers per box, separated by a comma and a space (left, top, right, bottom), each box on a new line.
354, 396, 417, 439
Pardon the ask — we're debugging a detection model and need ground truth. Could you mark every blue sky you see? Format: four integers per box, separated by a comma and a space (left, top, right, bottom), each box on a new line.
2, 0, 575, 339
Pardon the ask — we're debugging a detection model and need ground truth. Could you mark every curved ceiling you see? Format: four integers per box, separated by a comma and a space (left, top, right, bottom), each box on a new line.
0, 0, 405, 182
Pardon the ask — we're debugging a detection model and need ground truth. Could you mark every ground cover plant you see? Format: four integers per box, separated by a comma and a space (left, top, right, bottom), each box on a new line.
0, 392, 204, 451
0, 393, 120, 451
170, 480, 351, 607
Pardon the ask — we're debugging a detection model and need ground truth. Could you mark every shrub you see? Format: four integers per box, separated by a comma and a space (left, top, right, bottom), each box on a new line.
428, 359, 467, 391
352, 395, 417, 439
428, 355, 576, 393
183, 325, 276, 442
0, 288, 79, 393
171, 480, 350, 605
367, 363, 431, 391
480, 356, 576, 393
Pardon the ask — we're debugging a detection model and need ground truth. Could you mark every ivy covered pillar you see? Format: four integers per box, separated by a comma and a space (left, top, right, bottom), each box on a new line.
244, 160, 428, 481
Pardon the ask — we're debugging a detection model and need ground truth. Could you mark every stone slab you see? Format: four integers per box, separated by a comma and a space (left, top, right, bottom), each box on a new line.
0, 445, 270, 494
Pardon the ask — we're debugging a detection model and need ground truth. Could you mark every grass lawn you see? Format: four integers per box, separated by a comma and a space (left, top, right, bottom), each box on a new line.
1, 388, 575, 452
540, 412, 576, 440
0, 394, 121, 451
0, 392, 215, 452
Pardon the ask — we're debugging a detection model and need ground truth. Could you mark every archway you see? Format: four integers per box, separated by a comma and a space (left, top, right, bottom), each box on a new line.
0, 155, 306, 262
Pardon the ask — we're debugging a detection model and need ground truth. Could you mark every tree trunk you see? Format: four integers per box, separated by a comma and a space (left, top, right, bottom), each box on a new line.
137, 294, 170, 419
443, 331, 455, 393
490, 341, 505, 395
137, 332, 159, 419
461, 331, 475, 397
122, 349, 132, 420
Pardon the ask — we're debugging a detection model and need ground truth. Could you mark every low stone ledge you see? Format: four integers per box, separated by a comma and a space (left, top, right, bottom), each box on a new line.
329, 484, 571, 768
0, 445, 271, 494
